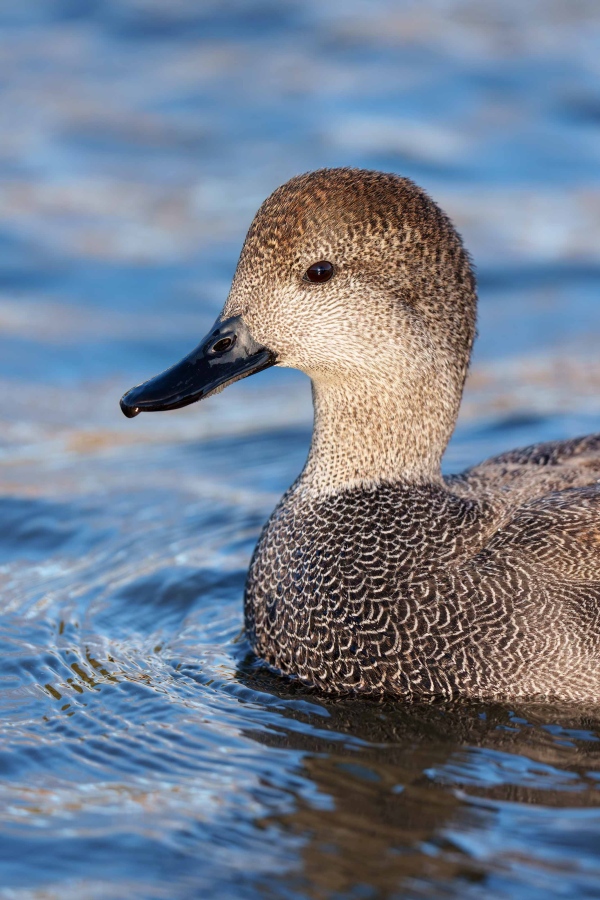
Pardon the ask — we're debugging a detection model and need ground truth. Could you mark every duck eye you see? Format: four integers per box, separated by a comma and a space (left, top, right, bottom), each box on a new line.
211, 335, 236, 353
303, 260, 335, 284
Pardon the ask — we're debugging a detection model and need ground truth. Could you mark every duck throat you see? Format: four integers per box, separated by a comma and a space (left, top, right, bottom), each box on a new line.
299, 373, 460, 494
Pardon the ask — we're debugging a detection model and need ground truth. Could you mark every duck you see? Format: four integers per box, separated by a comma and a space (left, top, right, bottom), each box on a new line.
120, 167, 600, 702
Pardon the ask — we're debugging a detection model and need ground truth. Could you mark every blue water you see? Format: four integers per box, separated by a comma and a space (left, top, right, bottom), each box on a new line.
1, 2, 600, 897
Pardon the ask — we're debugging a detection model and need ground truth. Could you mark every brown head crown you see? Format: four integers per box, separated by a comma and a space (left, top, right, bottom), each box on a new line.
225, 168, 476, 376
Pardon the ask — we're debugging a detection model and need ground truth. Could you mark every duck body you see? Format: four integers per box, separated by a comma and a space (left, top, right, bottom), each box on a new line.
246, 435, 600, 701
120, 167, 600, 702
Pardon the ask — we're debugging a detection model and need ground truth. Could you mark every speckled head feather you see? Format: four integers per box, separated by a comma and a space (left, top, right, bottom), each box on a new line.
224, 168, 477, 489
225, 167, 476, 366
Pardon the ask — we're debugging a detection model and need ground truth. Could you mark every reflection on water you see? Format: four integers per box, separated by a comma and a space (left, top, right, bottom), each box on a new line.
1, 1, 600, 898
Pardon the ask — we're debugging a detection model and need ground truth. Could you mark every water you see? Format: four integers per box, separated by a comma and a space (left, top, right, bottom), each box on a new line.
1, 1, 600, 897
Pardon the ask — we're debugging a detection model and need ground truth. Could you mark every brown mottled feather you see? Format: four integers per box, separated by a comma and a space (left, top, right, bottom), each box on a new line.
218, 168, 600, 701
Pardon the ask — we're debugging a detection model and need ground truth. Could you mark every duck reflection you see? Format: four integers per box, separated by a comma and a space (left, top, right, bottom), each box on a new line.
236, 662, 600, 898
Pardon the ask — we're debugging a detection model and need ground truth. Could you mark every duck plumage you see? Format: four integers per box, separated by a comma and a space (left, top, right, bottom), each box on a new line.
247, 434, 600, 700
121, 168, 600, 701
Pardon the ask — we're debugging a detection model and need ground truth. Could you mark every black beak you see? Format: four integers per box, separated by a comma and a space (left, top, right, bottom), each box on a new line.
120, 315, 276, 418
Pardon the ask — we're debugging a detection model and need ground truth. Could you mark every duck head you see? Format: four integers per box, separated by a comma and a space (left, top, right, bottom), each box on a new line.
121, 168, 476, 488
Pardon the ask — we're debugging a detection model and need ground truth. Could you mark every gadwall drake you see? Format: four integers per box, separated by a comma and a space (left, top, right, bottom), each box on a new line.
121, 168, 600, 702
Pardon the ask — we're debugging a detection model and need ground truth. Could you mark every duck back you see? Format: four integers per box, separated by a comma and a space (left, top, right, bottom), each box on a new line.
245, 468, 600, 701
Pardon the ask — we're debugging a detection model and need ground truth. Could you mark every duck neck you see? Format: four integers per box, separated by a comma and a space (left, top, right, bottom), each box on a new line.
298, 373, 460, 495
